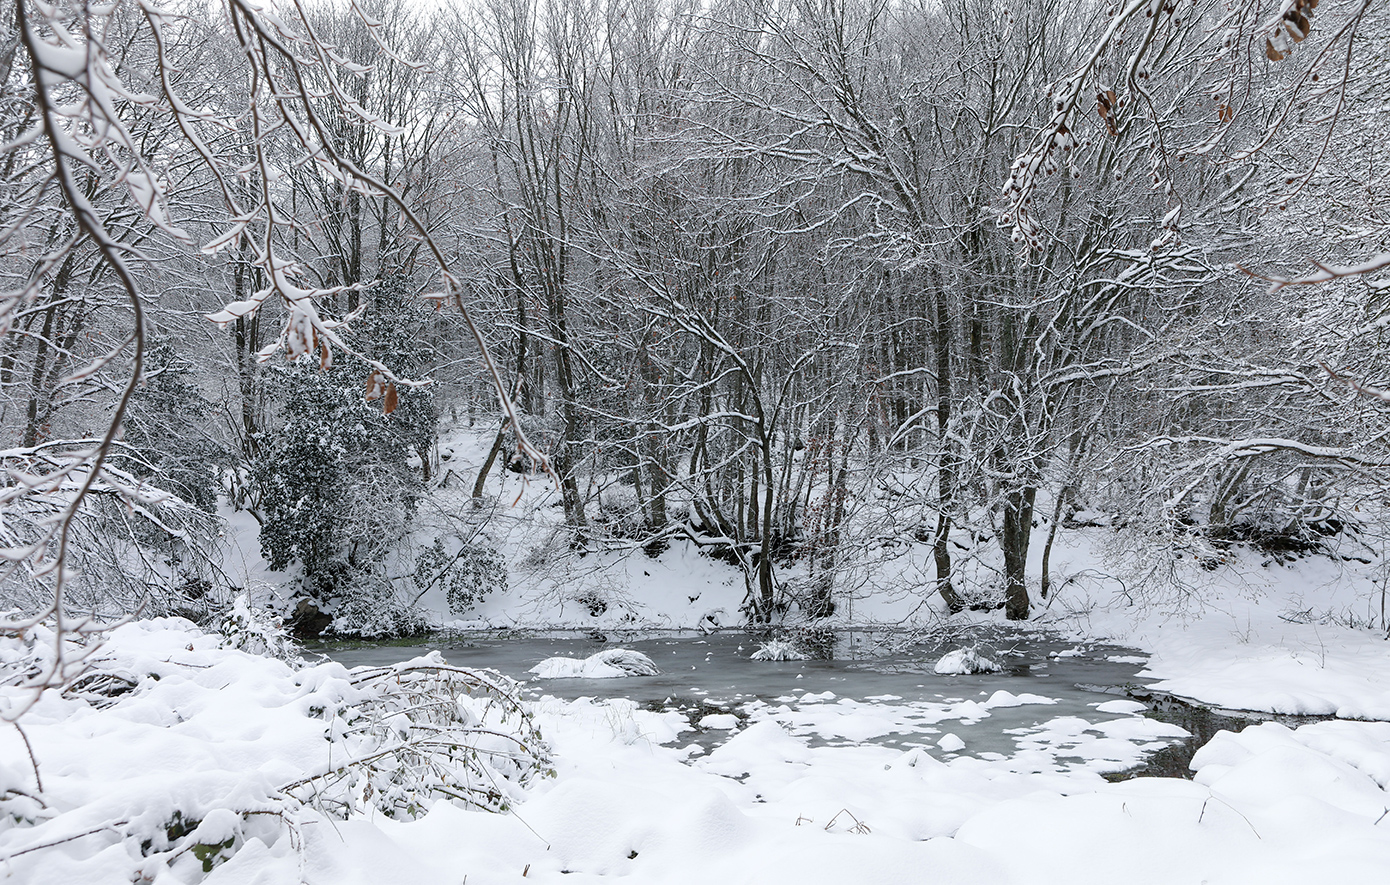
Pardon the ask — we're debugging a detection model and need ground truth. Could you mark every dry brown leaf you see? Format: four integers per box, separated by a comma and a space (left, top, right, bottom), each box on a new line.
1097, 89, 1119, 136
1283, 14, 1306, 42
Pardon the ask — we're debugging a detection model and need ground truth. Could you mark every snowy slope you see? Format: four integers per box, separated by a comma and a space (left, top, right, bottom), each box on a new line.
223, 424, 1390, 721
6, 618, 1390, 884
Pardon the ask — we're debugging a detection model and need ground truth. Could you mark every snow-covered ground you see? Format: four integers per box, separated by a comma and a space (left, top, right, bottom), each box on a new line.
1040, 532, 1390, 721
7, 426, 1390, 882
4, 582, 1390, 884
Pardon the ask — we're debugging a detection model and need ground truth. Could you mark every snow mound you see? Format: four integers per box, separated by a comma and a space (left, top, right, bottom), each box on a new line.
0, 618, 548, 884
530, 648, 660, 679
1095, 699, 1148, 715
934, 648, 1002, 675
750, 639, 809, 661
983, 689, 1057, 708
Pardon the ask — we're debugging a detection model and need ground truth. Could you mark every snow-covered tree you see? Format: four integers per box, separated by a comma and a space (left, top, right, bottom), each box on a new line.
0, 0, 534, 695
254, 353, 420, 599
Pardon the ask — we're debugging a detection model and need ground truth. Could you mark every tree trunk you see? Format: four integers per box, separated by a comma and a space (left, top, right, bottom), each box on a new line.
472, 421, 509, 500
931, 281, 965, 613
1001, 486, 1036, 620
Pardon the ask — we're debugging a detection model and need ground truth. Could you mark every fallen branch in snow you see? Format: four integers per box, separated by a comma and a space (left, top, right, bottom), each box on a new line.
0, 820, 132, 860
823, 808, 871, 834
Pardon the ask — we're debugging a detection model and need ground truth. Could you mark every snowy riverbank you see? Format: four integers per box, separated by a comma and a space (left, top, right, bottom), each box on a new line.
4, 585, 1390, 884
13, 439, 1390, 883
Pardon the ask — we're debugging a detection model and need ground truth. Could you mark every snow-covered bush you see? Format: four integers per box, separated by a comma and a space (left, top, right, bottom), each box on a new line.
0, 620, 551, 882
570, 587, 609, 617
326, 577, 430, 639
216, 593, 300, 662
750, 639, 809, 661
414, 538, 508, 615
592, 485, 647, 540
289, 653, 551, 818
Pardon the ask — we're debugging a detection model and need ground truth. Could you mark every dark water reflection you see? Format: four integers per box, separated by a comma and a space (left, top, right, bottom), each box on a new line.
1111, 687, 1335, 779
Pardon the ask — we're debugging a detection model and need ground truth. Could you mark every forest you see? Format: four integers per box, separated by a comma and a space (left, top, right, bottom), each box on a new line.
2, 0, 1386, 635
1, 1, 1389, 883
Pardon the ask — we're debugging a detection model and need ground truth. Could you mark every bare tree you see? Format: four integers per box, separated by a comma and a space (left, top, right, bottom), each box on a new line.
0, 0, 537, 706
1005, 0, 1383, 283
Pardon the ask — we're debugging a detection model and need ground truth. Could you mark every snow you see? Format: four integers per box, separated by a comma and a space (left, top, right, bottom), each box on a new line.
353, 517, 1390, 883
937, 732, 966, 752
934, 648, 1003, 675
502, 701, 1386, 885
18, 424, 1390, 882
530, 648, 660, 679
1063, 543, 1390, 720
0, 619, 546, 884
1095, 699, 1149, 715
7, 604, 1390, 884
983, 690, 1057, 708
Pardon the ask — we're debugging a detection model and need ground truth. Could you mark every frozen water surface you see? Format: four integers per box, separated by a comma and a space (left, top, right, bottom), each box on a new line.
322, 628, 1190, 775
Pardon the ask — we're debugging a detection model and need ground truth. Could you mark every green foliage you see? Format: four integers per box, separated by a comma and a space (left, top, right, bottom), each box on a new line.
254, 354, 419, 596
254, 274, 438, 607
162, 809, 196, 843
414, 538, 508, 616
192, 837, 235, 874
151, 811, 236, 873
359, 274, 439, 465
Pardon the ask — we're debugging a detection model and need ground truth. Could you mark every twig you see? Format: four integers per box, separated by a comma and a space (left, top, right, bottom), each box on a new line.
11, 721, 42, 793
1197, 793, 1261, 839
0, 821, 130, 861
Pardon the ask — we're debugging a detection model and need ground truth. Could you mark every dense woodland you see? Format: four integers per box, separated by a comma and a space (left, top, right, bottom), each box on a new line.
1, 0, 1387, 637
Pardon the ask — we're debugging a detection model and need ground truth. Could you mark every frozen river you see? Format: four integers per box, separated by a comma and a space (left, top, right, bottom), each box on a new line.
321, 628, 1202, 774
